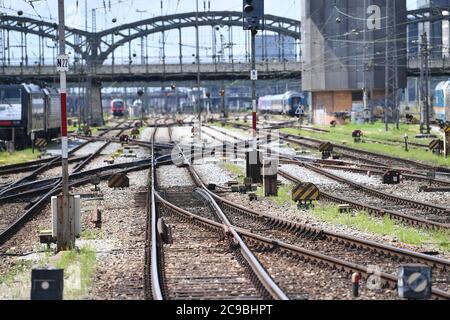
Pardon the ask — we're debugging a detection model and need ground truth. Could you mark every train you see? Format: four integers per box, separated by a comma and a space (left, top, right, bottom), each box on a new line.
111, 98, 125, 117
258, 91, 308, 116
0, 83, 61, 149
434, 80, 450, 126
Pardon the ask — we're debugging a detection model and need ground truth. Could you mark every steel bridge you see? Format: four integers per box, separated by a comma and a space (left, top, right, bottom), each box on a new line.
1, 6, 450, 124
0, 11, 302, 125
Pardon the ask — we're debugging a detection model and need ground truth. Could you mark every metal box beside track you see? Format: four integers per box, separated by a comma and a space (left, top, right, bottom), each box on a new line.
383, 171, 401, 185
31, 269, 64, 300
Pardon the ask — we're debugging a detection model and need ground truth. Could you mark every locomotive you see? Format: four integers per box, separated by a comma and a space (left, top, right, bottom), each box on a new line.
0, 83, 61, 149
111, 98, 125, 117
258, 91, 308, 116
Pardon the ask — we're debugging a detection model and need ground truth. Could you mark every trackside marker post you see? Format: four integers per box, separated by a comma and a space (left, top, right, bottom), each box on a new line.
57, 0, 74, 252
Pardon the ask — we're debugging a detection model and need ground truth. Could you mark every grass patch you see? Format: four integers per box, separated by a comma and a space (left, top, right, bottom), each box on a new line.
0, 148, 40, 165
219, 162, 245, 183
281, 125, 450, 167
256, 184, 295, 207
312, 204, 450, 252
0, 260, 32, 285
81, 229, 104, 240
56, 246, 96, 298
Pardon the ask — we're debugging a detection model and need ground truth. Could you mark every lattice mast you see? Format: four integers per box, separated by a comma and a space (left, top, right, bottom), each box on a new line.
384, 0, 399, 131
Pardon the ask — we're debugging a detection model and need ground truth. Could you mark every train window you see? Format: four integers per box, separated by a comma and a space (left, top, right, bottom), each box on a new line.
0, 88, 21, 103
113, 101, 124, 108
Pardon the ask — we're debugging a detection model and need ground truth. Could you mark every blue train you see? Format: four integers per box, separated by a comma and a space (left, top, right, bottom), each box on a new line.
434, 80, 450, 126
0, 83, 61, 148
258, 91, 308, 116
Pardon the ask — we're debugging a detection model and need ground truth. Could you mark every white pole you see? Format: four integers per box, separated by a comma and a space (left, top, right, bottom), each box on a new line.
58, 0, 73, 251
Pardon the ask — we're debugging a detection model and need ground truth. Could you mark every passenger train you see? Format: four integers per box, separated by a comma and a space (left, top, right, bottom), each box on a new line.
434, 80, 450, 126
0, 83, 61, 148
111, 99, 125, 117
258, 91, 308, 116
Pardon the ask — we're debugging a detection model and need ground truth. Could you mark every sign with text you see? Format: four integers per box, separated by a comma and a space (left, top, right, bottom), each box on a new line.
56, 54, 69, 72
250, 70, 258, 81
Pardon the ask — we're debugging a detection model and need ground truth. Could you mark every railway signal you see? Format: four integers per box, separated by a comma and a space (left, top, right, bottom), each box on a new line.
138, 89, 144, 126
242, 0, 264, 30
243, 0, 264, 182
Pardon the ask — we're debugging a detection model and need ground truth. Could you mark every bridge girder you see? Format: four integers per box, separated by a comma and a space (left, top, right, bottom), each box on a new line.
0, 11, 301, 66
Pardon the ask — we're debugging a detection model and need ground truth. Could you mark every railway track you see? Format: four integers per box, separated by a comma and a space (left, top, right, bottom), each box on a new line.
148, 126, 287, 300
202, 125, 450, 230
0, 120, 130, 194
0, 120, 146, 247
282, 162, 450, 228
219, 121, 450, 175
205, 123, 450, 186
147, 130, 449, 299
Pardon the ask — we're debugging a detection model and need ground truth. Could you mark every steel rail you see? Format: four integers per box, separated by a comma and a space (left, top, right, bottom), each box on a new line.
184, 159, 449, 271
0, 120, 129, 196
0, 160, 151, 246
302, 162, 450, 216
278, 169, 449, 231
174, 144, 289, 300
154, 189, 450, 300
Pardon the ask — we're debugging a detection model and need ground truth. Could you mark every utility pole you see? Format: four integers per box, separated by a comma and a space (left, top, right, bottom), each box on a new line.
243, 0, 264, 150
57, 0, 74, 251
420, 32, 431, 134
363, 0, 368, 121
196, 0, 202, 141
384, 0, 398, 132
251, 28, 257, 149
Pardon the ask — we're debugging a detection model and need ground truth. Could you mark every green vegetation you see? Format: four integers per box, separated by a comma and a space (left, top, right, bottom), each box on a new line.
256, 184, 295, 207
281, 122, 450, 167
312, 204, 450, 252
219, 162, 245, 183
56, 247, 96, 298
81, 229, 104, 240
0, 148, 40, 165
0, 260, 32, 285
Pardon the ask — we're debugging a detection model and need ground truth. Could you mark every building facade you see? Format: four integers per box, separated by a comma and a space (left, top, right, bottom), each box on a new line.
301, 0, 408, 124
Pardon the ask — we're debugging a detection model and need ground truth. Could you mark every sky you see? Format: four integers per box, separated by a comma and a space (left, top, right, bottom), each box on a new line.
0, 1, 425, 65
0, 0, 301, 30
0, 0, 301, 64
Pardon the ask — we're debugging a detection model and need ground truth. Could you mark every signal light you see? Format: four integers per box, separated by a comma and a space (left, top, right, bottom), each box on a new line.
242, 0, 264, 30
244, 1, 253, 13
171, 83, 176, 90
219, 89, 225, 97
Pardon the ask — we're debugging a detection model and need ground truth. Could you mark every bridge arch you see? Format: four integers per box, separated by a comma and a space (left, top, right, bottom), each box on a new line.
1, 11, 301, 65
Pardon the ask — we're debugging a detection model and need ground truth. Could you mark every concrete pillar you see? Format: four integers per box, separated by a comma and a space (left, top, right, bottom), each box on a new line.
87, 79, 104, 126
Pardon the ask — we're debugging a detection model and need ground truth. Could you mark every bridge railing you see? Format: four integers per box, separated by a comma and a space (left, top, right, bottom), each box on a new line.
407, 57, 450, 70
0, 61, 303, 77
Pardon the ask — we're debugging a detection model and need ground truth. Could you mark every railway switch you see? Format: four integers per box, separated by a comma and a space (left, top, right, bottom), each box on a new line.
398, 264, 432, 300
31, 269, 64, 300
383, 171, 401, 185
